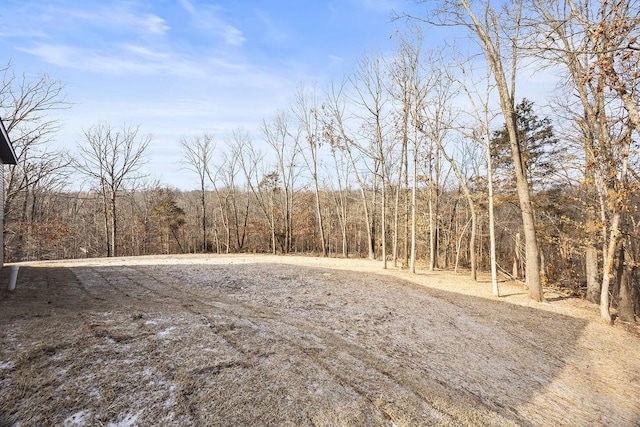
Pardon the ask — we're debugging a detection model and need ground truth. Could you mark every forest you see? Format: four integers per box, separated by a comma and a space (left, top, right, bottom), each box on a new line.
1, 0, 639, 323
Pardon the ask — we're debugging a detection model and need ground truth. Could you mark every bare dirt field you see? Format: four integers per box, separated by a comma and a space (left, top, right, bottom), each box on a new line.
1, 254, 639, 426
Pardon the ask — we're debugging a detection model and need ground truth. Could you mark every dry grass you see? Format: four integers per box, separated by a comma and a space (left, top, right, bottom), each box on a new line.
0, 254, 639, 426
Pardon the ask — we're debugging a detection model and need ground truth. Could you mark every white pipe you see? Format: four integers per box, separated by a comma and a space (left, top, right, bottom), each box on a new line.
7, 265, 18, 291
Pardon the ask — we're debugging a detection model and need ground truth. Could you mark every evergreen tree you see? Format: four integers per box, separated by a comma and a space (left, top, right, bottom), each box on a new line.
491, 99, 559, 191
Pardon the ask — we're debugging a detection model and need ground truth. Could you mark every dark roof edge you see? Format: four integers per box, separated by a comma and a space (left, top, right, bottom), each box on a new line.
0, 117, 17, 165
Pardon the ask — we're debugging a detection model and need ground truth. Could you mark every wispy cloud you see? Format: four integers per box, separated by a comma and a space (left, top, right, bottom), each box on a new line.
39, 3, 170, 36
121, 44, 171, 60
17, 44, 78, 68
129, 13, 169, 35
190, 5, 246, 46
18, 43, 205, 77
328, 55, 344, 66
17, 40, 296, 92
176, 0, 196, 15
0, 28, 48, 39
67, 8, 169, 35
220, 25, 246, 46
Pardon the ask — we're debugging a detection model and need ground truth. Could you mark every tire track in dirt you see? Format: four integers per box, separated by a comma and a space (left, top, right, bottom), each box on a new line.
137, 263, 636, 426
109, 264, 521, 425
72, 266, 157, 304
70, 265, 467, 424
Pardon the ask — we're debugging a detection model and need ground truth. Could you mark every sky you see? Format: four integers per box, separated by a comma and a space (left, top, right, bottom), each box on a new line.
0, 0, 559, 191
0, 0, 437, 190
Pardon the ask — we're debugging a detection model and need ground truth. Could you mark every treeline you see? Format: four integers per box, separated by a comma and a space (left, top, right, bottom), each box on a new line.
5, 181, 611, 297
2, 0, 639, 323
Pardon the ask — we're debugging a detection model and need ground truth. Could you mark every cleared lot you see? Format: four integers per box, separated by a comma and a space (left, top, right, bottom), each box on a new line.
1, 254, 639, 426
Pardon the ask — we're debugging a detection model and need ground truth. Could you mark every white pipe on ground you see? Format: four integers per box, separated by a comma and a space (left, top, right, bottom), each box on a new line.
7, 265, 18, 291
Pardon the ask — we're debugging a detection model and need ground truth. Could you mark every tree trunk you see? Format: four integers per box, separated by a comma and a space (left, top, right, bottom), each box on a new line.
601, 212, 620, 323
431, 133, 477, 280
454, 217, 471, 273
393, 134, 408, 268
270, 196, 277, 255
102, 186, 111, 257
486, 139, 499, 296
513, 232, 521, 280
201, 184, 207, 252
429, 196, 437, 270
514, 149, 542, 299
314, 183, 327, 256
363, 187, 374, 260
14, 182, 30, 261
410, 138, 418, 274
585, 245, 600, 303
381, 177, 387, 269
617, 250, 636, 324
110, 191, 117, 257
469, 209, 477, 281
393, 182, 401, 268
345, 145, 374, 260
540, 251, 547, 285
585, 161, 600, 304
404, 165, 410, 267
427, 141, 440, 271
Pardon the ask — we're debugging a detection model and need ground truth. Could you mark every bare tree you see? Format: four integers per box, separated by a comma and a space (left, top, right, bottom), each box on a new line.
412, 51, 459, 273
74, 123, 150, 257
220, 133, 251, 252
0, 64, 70, 261
350, 53, 393, 268
322, 80, 376, 260
261, 111, 301, 253
462, 65, 500, 295
385, 32, 433, 273
567, 0, 639, 323
181, 133, 215, 252
292, 85, 328, 256
408, 0, 544, 300
327, 143, 352, 257
233, 132, 280, 254
413, 55, 485, 280
388, 30, 424, 269
528, 0, 640, 320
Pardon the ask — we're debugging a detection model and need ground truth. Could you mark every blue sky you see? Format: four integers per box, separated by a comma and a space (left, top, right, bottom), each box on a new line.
0, 0, 433, 189
0, 0, 560, 190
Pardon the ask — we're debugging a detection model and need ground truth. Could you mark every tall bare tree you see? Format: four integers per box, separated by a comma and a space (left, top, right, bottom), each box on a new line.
414, 56, 484, 280
457, 60, 501, 295
410, 0, 544, 300
220, 132, 251, 252
74, 123, 150, 257
388, 29, 424, 268
233, 132, 281, 254
568, 0, 639, 323
528, 0, 640, 320
0, 64, 69, 261
181, 133, 215, 253
327, 143, 352, 257
261, 111, 301, 253
292, 85, 328, 256
350, 53, 393, 268
413, 52, 460, 273
322, 80, 376, 260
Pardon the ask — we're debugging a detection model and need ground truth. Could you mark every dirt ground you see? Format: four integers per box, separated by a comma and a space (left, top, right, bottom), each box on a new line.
0, 254, 639, 426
